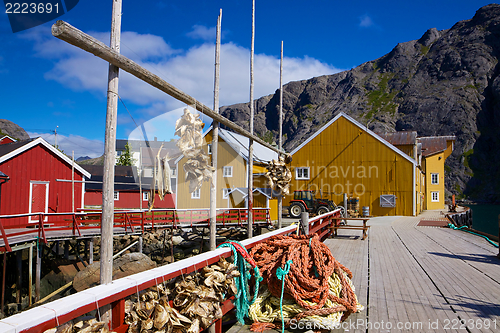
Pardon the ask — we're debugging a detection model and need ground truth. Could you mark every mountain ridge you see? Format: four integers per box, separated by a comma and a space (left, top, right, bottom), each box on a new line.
220, 3, 500, 203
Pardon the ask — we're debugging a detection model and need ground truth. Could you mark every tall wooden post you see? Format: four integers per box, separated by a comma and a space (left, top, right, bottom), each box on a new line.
28, 244, 33, 306
247, 0, 255, 238
210, 9, 222, 251
278, 41, 283, 229
89, 238, 94, 265
1, 253, 6, 314
101, 0, 122, 324
35, 243, 42, 302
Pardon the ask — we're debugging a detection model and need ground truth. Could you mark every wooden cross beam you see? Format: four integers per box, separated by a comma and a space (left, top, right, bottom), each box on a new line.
51, 20, 284, 155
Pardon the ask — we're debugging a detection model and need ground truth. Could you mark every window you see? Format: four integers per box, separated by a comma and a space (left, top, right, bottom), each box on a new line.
223, 166, 233, 177
207, 144, 212, 154
380, 194, 396, 207
191, 189, 201, 199
431, 191, 439, 202
114, 191, 119, 200
295, 167, 310, 180
143, 192, 149, 201
171, 168, 177, 177
223, 188, 230, 199
431, 173, 439, 185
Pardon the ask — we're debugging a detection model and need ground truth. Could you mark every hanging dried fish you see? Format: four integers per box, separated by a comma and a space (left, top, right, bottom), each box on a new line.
148, 143, 174, 211
265, 154, 292, 194
175, 108, 214, 193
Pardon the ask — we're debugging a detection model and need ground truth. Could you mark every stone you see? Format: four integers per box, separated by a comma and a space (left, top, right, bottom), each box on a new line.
72, 253, 156, 292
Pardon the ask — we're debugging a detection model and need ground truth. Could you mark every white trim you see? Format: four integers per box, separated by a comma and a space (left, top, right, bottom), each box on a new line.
114, 191, 120, 201
289, 113, 416, 165
81, 178, 85, 210
295, 167, 310, 180
412, 165, 416, 216
223, 166, 233, 177
431, 173, 439, 185
143, 192, 149, 201
431, 191, 439, 202
0, 135, 17, 142
0, 137, 91, 178
222, 188, 230, 199
28, 181, 49, 223
191, 188, 201, 199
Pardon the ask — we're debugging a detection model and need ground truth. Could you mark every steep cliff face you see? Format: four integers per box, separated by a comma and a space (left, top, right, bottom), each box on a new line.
0, 119, 29, 140
220, 4, 500, 203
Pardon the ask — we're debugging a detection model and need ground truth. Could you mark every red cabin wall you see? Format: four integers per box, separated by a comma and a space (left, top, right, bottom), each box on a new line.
85, 191, 175, 209
0, 137, 15, 145
0, 144, 84, 227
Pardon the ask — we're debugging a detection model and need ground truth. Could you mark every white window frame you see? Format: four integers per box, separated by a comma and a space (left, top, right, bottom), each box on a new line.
431, 191, 439, 202
191, 188, 201, 199
431, 173, 439, 185
295, 167, 310, 180
207, 144, 212, 154
114, 191, 119, 200
223, 188, 230, 199
223, 166, 233, 178
143, 192, 149, 201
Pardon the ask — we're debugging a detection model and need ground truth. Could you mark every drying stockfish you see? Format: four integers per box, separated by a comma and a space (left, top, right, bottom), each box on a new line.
123, 258, 239, 333
42, 318, 116, 333
175, 108, 214, 193
265, 154, 292, 194
148, 143, 173, 211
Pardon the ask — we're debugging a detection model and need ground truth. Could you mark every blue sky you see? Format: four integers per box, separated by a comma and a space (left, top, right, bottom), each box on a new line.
0, 1, 494, 158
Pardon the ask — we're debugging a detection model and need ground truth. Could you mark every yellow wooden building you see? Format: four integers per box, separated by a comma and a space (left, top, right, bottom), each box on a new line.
288, 113, 423, 216
174, 128, 279, 220
379, 133, 455, 210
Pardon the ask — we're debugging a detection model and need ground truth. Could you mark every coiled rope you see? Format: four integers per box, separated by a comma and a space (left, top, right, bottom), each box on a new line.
217, 240, 263, 324
248, 233, 360, 331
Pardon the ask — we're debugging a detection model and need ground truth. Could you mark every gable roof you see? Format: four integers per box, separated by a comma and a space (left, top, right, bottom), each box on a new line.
418, 136, 456, 157
290, 112, 416, 165
0, 135, 16, 145
0, 137, 91, 178
377, 131, 417, 146
174, 127, 278, 165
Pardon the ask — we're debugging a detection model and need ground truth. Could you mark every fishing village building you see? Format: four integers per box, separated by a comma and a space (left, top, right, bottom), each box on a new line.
287, 112, 454, 216
175, 128, 279, 220
0, 137, 91, 226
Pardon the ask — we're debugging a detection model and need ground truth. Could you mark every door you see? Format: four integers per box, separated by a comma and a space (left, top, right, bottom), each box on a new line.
29, 181, 49, 222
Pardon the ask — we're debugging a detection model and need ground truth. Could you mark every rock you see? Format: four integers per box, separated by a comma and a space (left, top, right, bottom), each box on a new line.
72, 253, 156, 292
171, 236, 184, 246
219, 4, 500, 203
0, 119, 29, 140
40, 261, 87, 300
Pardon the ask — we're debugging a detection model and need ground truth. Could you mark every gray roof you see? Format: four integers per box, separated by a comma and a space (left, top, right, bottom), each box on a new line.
218, 128, 278, 163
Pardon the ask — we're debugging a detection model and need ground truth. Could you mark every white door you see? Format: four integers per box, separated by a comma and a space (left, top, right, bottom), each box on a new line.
29, 181, 49, 223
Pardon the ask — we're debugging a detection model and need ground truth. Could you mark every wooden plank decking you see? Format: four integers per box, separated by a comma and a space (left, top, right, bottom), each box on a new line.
231, 210, 500, 333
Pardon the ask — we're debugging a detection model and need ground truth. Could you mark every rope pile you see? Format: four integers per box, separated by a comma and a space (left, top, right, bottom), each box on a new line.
248, 233, 362, 331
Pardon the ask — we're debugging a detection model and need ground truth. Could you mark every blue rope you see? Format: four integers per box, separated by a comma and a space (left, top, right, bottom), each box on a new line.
217, 240, 263, 324
447, 223, 499, 248
276, 259, 293, 333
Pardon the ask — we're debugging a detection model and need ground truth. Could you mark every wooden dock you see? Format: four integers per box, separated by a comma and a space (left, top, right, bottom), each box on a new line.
230, 210, 500, 333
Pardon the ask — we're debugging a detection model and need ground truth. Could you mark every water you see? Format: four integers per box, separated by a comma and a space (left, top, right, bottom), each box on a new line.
465, 204, 500, 237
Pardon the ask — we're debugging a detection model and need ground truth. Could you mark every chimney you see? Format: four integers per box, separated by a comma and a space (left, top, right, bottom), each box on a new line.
154, 137, 157, 142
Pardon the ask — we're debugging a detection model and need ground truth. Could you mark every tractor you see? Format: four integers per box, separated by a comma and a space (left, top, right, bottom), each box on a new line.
288, 190, 344, 218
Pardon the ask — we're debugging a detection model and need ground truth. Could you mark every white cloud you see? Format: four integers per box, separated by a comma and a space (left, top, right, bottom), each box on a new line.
26, 25, 341, 134
359, 14, 374, 28
187, 25, 216, 41
28, 132, 104, 159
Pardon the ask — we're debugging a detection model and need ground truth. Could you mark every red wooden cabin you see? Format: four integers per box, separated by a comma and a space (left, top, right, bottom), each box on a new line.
0, 137, 91, 227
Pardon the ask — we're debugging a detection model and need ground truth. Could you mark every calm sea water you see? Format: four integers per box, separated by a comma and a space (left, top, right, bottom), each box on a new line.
465, 204, 500, 237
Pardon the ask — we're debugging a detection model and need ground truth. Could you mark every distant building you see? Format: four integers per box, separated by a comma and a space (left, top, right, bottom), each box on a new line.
0, 135, 16, 145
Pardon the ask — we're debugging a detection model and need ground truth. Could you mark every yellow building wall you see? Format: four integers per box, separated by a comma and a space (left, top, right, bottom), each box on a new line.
423, 152, 446, 210
288, 116, 415, 216
176, 133, 247, 209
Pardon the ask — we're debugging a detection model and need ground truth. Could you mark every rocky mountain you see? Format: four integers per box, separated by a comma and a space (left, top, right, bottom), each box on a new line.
0, 119, 29, 140
220, 4, 500, 203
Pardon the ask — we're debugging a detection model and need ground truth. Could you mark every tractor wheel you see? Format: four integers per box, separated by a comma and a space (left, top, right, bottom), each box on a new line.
289, 203, 305, 218
316, 206, 330, 216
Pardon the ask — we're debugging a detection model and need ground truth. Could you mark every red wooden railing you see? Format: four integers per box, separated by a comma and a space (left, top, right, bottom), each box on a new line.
0, 208, 271, 252
0, 209, 339, 333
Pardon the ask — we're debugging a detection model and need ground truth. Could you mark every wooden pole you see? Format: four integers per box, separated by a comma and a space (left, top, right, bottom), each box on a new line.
51, 21, 283, 155
247, 0, 255, 239
210, 9, 222, 251
16, 250, 22, 304
278, 41, 283, 229
72, 151, 75, 213
101, 0, 122, 324
28, 244, 33, 306
89, 238, 94, 265
35, 242, 42, 302
1, 253, 6, 314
